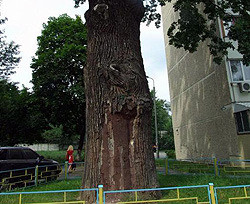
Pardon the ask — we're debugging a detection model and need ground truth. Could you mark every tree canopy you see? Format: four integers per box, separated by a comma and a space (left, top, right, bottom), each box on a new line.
74, 0, 250, 65
0, 80, 44, 146
165, 0, 250, 65
0, 18, 21, 79
31, 14, 87, 147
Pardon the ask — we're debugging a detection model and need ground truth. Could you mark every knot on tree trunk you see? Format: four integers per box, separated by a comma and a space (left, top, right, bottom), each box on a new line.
100, 60, 145, 95
93, 3, 109, 20
110, 95, 152, 119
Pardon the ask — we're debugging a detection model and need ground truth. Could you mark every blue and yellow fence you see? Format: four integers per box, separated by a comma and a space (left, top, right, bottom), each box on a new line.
0, 183, 249, 204
0, 188, 98, 204
0, 162, 85, 192
0, 164, 62, 191
1, 158, 249, 193
214, 184, 250, 204
103, 184, 212, 204
162, 158, 250, 177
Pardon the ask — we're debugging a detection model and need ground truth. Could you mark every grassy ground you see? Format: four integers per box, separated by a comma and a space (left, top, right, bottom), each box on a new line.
1, 152, 249, 203
158, 174, 250, 187
0, 179, 82, 204
1, 174, 249, 203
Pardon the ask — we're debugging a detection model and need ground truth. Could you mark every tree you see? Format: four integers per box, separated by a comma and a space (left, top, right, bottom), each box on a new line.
150, 93, 174, 151
0, 80, 44, 146
73, 1, 158, 200
0, 18, 21, 79
31, 14, 87, 155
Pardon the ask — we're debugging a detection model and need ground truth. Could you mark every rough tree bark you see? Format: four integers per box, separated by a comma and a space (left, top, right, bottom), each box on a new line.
82, 0, 158, 200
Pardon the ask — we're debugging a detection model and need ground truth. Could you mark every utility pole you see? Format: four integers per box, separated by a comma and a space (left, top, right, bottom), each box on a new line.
147, 76, 159, 158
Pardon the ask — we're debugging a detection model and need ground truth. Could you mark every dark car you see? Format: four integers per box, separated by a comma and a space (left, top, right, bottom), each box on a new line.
0, 147, 61, 190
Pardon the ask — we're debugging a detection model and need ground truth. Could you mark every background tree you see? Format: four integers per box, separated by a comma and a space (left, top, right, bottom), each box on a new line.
31, 14, 87, 156
150, 92, 174, 151
0, 80, 44, 146
0, 18, 20, 79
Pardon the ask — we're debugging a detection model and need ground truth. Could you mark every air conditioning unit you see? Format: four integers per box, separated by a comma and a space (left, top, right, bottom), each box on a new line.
238, 82, 250, 92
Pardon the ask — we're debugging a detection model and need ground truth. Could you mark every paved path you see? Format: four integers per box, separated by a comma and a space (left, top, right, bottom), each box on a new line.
58, 152, 167, 180
154, 151, 167, 159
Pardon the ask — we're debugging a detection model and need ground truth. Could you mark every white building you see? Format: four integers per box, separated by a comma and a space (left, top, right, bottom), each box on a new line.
161, 4, 250, 160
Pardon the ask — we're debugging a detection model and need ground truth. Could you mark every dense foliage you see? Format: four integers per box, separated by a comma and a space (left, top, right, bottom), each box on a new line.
0, 14, 87, 147
0, 80, 44, 145
31, 14, 87, 146
151, 91, 174, 150
0, 18, 20, 79
165, 0, 250, 65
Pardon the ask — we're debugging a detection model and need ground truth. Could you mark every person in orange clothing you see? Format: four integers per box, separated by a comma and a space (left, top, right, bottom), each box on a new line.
66, 145, 74, 173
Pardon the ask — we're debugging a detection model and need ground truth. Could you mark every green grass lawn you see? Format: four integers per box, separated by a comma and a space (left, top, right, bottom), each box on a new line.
0, 179, 82, 204
2, 152, 248, 203
1, 174, 249, 204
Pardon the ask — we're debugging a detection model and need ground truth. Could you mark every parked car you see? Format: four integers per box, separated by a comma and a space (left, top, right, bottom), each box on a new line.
0, 147, 61, 190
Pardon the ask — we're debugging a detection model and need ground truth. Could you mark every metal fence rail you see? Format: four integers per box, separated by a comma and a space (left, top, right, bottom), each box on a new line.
1, 183, 250, 204
214, 184, 250, 204
103, 184, 212, 204
0, 162, 85, 192
161, 158, 250, 177
1, 158, 249, 193
0, 188, 98, 204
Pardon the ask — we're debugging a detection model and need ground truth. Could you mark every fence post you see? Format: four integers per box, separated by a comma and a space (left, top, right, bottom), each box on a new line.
19, 193, 22, 204
35, 165, 38, 186
209, 183, 216, 204
98, 185, 103, 204
165, 157, 169, 175
65, 162, 68, 180
213, 157, 219, 176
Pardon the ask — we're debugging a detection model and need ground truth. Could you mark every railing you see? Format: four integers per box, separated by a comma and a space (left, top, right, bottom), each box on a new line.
104, 184, 211, 204
0, 188, 98, 204
0, 183, 250, 204
160, 158, 250, 177
1, 158, 249, 193
0, 162, 84, 192
214, 184, 250, 204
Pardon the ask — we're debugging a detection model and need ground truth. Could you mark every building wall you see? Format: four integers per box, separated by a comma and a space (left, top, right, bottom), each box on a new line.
161, 3, 240, 160
18, 144, 59, 151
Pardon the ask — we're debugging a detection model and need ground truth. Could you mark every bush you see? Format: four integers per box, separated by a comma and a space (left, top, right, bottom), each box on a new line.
165, 150, 176, 159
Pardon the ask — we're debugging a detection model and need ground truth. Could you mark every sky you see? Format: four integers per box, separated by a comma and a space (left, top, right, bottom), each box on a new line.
1, 0, 170, 101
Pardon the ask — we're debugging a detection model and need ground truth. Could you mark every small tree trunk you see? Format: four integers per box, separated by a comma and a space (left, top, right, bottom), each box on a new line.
82, 0, 158, 201
76, 126, 85, 161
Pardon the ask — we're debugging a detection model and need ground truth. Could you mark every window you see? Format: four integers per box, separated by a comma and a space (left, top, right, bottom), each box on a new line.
222, 17, 238, 37
23, 149, 39, 159
229, 60, 250, 82
0, 150, 7, 160
9, 149, 24, 159
235, 110, 250, 133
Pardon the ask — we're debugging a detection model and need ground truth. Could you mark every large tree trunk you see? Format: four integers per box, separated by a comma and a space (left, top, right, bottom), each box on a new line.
82, 0, 158, 199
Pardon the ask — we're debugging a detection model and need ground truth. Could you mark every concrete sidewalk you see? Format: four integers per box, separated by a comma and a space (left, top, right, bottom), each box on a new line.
154, 151, 167, 159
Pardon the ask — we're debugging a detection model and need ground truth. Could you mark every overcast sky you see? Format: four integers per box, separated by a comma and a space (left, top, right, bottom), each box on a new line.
1, 0, 170, 101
